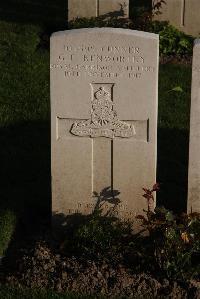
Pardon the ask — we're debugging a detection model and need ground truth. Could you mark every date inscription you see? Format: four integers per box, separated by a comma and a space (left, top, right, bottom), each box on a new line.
51, 43, 155, 80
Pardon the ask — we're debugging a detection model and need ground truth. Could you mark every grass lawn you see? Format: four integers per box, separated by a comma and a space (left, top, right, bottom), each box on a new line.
0, 17, 192, 246
158, 63, 191, 211
0, 0, 193, 295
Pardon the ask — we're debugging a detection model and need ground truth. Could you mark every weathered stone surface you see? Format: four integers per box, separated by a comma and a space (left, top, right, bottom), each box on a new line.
50, 28, 159, 224
184, 0, 200, 37
68, 0, 129, 21
68, 0, 97, 20
154, 0, 200, 37
154, 0, 183, 28
98, 0, 129, 18
188, 39, 200, 213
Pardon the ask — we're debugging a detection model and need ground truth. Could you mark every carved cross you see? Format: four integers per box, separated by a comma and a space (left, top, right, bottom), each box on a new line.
57, 83, 149, 195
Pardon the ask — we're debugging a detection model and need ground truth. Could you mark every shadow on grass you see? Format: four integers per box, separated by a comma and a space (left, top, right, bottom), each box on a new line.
0, 0, 68, 31
0, 121, 51, 235
0, 122, 189, 248
157, 127, 189, 213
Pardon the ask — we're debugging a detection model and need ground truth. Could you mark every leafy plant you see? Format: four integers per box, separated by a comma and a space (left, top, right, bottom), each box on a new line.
168, 86, 184, 93
136, 186, 200, 280
61, 212, 132, 261
68, 15, 132, 30
149, 21, 193, 56
60, 189, 132, 261
60, 184, 200, 281
69, 15, 193, 57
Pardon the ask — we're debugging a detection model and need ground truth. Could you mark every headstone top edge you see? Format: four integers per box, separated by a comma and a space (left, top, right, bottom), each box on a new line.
51, 28, 159, 40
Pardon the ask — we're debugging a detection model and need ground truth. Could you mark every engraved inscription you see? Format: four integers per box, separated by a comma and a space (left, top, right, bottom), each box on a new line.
71, 83, 135, 139
74, 202, 137, 218
50, 43, 155, 79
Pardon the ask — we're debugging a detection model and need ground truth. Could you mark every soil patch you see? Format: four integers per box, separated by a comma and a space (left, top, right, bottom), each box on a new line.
1, 242, 199, 298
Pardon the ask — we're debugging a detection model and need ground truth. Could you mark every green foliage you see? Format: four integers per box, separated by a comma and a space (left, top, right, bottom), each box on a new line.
68, 16, 131, 30
0, 21, 50, 127
135, 187, 200, 280
69, 15, 193, 57
130, 1, 193, 57
130, 0, 166, 23
168, 86, 184, 93
0, 21, 41, 59
61, 208, 132, 261
130, 0, 151, 19
61, 186, 200, 281
0, 210, 17, 256
149, 21, 193, 56
143, 209, 200, 280
158, 63, 191, 130
0, 2, 195, 284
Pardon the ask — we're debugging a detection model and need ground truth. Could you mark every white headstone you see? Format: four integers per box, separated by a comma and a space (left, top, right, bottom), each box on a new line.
154, 0, 200, 37
51, 28, 159, 225
68, 0, 129, 21
188, 39, 200, 213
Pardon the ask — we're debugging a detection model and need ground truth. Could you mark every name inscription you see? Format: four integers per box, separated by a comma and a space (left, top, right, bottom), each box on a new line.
51, 43, 155, 79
